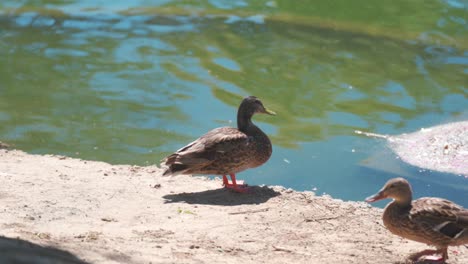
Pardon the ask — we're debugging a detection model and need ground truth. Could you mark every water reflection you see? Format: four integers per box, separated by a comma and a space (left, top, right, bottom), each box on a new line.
0, 1, 466, 206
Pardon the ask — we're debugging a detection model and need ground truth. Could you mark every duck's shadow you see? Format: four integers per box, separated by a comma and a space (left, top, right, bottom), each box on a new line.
163, 185, 281, 206
0, 235, 89, 264
394, 259, 448, 264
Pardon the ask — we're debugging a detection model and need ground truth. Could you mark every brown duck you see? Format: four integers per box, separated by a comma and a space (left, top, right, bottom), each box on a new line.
366, 177, 468, 262
161, 96, 275, 192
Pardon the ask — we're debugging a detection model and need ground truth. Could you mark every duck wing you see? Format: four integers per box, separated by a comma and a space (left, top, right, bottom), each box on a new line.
162, 127, 249, 175
410, 198, 468, 240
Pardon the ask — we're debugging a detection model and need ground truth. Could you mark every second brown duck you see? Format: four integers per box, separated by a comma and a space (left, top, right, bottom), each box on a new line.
366, 177, 468, 262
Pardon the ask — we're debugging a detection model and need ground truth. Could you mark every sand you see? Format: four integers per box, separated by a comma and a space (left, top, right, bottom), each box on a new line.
0, 149, 467, 264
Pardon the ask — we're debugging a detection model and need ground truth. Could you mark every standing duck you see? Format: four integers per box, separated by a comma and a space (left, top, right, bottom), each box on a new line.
366, 177, 468, 262
161, 96, 275, 192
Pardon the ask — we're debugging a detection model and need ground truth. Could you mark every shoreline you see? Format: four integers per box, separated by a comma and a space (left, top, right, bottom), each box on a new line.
1, 149, 467, 263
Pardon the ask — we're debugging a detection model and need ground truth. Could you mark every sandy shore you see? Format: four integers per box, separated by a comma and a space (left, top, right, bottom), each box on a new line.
0, 149, 466, 264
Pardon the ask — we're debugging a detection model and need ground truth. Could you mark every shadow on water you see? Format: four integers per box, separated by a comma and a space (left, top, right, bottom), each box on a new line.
163, 185, 281, 205
0, 235, 89, 264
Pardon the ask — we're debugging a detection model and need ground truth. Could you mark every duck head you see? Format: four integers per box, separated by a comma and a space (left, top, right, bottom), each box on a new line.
239, 96, 276, 116
366, 177, 413, 204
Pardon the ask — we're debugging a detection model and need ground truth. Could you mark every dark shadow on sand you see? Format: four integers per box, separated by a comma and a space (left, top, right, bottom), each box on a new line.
162, 185, 281, 206
0, 235, 89, 264
394, 257, 451, 264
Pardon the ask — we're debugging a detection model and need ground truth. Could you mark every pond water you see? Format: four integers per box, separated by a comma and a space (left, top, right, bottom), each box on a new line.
1, 0, 467, 207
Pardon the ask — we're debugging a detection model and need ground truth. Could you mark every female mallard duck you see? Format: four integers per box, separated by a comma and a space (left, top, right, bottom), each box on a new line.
366, 177, 468, 262
161, 96, 275, 193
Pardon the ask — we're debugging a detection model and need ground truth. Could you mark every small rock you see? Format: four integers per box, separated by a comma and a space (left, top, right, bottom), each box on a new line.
101, 217, 117, 222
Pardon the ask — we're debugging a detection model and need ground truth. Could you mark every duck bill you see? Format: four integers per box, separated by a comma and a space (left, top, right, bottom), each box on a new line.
263, 108, 276, 115
365, 191, 386, 203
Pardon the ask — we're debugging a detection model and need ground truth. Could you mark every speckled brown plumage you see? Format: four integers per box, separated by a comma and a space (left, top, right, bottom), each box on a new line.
366, 177, 468, 262
161, 96, 275, 192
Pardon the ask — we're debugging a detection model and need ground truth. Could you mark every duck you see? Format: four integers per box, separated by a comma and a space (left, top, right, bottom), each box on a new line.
366, 177, 468, 262
161, 96, 275, 193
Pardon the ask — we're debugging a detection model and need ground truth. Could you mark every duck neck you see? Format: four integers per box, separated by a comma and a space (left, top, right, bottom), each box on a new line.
237, 111, 256, 134
391, 194, 413, 210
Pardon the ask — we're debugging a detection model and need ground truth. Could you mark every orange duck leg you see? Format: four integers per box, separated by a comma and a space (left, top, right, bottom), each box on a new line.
222, 174, 250, 193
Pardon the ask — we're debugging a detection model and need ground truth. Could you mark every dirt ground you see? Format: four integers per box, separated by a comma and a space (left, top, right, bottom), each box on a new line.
0, 149, 467, 264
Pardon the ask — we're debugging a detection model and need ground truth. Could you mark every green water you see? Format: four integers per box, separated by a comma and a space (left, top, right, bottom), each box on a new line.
1, 0, 467, 206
